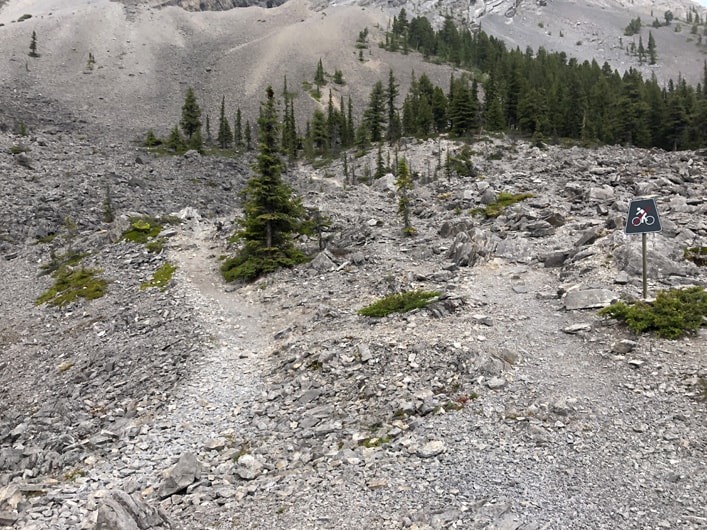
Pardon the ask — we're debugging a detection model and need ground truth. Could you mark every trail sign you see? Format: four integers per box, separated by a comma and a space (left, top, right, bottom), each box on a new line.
625, 198, 662, 234
624, 197, 662, 299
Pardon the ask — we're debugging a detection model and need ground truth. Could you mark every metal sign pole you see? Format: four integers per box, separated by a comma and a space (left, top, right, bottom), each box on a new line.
642, 233, 648, 300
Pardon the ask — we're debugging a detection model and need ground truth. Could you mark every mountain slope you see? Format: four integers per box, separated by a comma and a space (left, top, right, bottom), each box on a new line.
1, 0, 706, 141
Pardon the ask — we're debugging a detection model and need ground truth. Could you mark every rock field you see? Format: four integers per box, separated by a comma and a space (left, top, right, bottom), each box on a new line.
0, 98, 706, 529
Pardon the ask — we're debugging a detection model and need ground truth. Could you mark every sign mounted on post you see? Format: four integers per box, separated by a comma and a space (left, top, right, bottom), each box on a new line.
625, 197, 662, 234
624, 197, 662, 300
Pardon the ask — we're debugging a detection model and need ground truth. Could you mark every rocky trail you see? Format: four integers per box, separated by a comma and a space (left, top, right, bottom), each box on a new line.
1, 128, 706, 530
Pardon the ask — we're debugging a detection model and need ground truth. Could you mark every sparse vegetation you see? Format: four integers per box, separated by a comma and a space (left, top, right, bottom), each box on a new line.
599, 286, 707, 339
36, 266, 109, 307
120, 216, 179, 246
141, 262, 177, 291
9, 144, 30, 155
684, 246, 707, 266
357, 290, 440, 317
471, 192, 534, 218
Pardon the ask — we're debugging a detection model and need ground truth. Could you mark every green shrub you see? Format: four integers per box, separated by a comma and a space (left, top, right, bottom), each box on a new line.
358, 289, 440, 317
599, 286, 707, 339
37, 267, 108, 307
9, 144, 30, 155
140, 262, 177, 291
472, 192, 534, 218
220, 249, 308, 283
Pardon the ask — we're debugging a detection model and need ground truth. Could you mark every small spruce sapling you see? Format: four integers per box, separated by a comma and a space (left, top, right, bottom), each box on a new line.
29, 30, 39, 57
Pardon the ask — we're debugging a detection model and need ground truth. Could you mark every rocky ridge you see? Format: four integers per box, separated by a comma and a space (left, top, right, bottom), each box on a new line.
0, 125, 706, 529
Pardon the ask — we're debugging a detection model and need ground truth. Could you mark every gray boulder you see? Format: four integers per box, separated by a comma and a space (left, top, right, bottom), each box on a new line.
158, 452, 201, 499
95, 490, 174, 530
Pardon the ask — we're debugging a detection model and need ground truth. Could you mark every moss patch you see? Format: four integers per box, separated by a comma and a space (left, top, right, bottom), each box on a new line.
141, 262, 177, 291
120, 216, 179, 246
358, 290, 440, 317
36, 267, 109, 307
599, 286, 707, 339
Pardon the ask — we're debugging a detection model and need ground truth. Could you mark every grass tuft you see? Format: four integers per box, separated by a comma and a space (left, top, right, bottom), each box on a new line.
471, 192, 534, 218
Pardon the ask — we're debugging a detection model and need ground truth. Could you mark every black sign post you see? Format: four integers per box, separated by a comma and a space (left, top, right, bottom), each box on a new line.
624, 198, 662, 299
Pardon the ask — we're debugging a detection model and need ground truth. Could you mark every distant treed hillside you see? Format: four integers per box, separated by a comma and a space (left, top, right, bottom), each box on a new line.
170, 0, 287, 9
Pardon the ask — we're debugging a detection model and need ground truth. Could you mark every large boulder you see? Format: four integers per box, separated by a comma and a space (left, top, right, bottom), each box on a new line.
95, 490, 174, 530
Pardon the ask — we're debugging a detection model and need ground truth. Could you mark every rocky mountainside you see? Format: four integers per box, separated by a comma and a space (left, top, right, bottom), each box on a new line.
0, 0, 706, 529
0, 109, 706, 529
1, 0, 707, 145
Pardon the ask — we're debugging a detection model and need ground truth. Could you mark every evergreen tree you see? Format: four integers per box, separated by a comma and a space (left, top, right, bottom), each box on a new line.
314, 58, 326, 88
235, 108, 243, 147
205, 114, 212, 145
29, 30, 39, 57
364, 81, 387, 143
374, 143, 386, 179
310, 109, 328, 154
281, 76, 298, 158
217, 96, 233, 149
244, 120, 252, 150
395, 158, 415, 236
221, 86, 308, 282
637, 36, 646, 64
385, 69, 401, 142
165, 124, 186, 152
189, 128, 204, 152
180, 87, 202, 140
648, 31, 657, 65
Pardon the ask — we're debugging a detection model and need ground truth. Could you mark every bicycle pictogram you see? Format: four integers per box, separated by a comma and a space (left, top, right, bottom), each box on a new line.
631, 206, 655, 227
625, 198, 661, 235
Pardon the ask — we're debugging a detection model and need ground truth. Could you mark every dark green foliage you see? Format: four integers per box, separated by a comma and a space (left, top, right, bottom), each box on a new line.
144, 129, 161, 147
29, 30, 39, 57
625, 17, 642, 36
188, 127, 204, 152
358, 290, 440, 317
180, 87, 202, 140
221, 86, 309, 283
395, 158, 415, 236
165, 125, 186, 152
244, 120, 252, 150
472, 192, 534, 218
599, 287, 707, 339
217, 97, 234, 149
385, 69, 401, 142
36, 267, 108, 307
333, 69, 345, 85
314, 58, 326, 87
355, 27, 369, 49
364, 81, 386, 143
445, 145, 478, 178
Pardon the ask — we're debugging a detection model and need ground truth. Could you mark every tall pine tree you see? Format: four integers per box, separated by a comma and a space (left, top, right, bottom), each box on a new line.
221, 86, 308, 282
